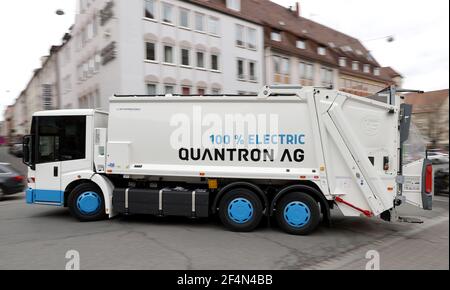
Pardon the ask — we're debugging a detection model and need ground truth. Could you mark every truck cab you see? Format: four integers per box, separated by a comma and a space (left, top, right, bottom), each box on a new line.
23, 110, 109, 208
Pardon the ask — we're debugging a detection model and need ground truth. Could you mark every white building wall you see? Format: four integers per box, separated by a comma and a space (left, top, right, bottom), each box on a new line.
117, 0, 264, 96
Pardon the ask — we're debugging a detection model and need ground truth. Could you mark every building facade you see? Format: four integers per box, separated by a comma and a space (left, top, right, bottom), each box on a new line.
247, 0, 399, 96
63, 0, 264, 111
405, 89, 449, 149
5, 0, 402, 139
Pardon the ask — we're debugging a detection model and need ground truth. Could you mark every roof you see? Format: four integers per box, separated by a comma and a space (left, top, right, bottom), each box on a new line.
404, 89, 449, 113
380, 66, 403, 78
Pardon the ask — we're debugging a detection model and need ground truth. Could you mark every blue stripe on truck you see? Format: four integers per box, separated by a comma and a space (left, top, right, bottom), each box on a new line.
26, 189, 64, 206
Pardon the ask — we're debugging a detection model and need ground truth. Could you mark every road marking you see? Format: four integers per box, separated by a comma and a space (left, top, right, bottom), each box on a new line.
304, 213, 449, 270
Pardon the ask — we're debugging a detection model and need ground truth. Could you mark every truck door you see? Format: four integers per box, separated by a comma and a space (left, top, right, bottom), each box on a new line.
32, 116, 88, 205
401, 119, 433, 210
33, 116, 63, 205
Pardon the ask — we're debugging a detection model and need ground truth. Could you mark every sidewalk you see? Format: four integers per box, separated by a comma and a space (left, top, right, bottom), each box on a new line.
306, 215, 449, 270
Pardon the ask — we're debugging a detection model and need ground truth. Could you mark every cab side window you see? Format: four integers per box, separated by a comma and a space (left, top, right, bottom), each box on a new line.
36, 116, 86, 164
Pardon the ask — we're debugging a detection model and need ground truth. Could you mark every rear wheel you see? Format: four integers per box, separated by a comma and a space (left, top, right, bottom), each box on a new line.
275, 192, 320, 235
219, 188, 263, 232
68, 183, 106, 222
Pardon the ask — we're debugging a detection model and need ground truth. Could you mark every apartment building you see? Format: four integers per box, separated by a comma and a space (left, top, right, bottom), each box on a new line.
61, 0, 264, 110
235, 0, 400, 96
5, 0, 403, 139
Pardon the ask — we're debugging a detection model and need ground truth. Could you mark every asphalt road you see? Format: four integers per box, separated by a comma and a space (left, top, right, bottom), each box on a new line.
0, 147, 448, 270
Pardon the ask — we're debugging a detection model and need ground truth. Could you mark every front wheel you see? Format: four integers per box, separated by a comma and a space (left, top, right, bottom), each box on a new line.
275, 192, 321, 235
68, 183, 106, 222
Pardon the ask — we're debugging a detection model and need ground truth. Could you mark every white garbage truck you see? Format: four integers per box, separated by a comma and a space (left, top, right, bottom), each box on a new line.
22, 86, 433, 235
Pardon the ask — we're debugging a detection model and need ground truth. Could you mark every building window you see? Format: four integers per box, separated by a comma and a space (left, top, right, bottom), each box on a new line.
88, 56, 95, 76
198, 88, 206, 95
162, 3, 173, 24
146, 42, 156, 61
83, 62, 89, 80
249, 61, 257, 81
273, 56, 290, 84
196, 51, 205, 68
352, 61, 359, 71
271, 31, 281, 42
320, 67, 333, 86
247, 28, 257, 49
364, 64, 371, 73
211, 54, 219, 71
296, 40, 306, 49
299, 61, 314, 85
181, 48, 190, 66
94, 52, 101, 72
236, 25, 245, 46
179, 8, 190, 28
147, 84, 157, 95
237, 59, 245, 80
87, 21, 94, 40
208, 17, 219, 35
93, 14, 98, 37
182, 87, 191, 95
164, 45, 174, 63
339, 57, 346, 67
226, 0, 241, 11
374, 67, 380, 76
318, 46, 326, 56
164, 85, 175, 95
195, 13, 205, 31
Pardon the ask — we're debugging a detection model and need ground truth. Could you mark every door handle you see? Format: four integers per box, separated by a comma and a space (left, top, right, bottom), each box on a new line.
54, 166, 59, 177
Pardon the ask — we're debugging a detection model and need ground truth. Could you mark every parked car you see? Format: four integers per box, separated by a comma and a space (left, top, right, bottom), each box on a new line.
435, 168, 449, 195
9, 144, 23, 158
0, 163, 25, 200
428, 151, 449, 165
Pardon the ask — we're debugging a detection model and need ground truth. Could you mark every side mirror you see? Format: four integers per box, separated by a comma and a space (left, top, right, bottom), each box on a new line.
22, 135, 33, 169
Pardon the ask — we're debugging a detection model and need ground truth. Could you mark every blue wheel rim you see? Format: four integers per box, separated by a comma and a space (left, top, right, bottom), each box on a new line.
227, 198, 254, 224
284, 201, 311, 228
76, 192, 101, 215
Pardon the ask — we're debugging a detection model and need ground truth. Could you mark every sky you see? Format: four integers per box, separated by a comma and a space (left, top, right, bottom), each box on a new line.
0, 0, 449, 120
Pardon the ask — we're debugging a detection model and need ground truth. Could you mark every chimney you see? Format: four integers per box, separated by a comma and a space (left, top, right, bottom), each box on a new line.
296, 2, 301, 17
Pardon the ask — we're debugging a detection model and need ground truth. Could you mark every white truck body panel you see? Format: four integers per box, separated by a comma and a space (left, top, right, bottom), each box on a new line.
104, 87, 414, 216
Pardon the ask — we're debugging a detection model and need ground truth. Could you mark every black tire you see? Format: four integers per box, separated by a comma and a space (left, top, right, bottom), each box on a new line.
219, 188, 263, 232
275, 192, 321, 235
68, 183, 106, 222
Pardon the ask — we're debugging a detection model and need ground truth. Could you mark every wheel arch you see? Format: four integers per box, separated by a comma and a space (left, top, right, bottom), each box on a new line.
270, 183, 331, 226
63, 174, 115, 217
212, 182, 269, 216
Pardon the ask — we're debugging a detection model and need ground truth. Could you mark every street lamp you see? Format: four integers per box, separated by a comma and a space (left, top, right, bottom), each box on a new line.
364, 35, 395, 43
